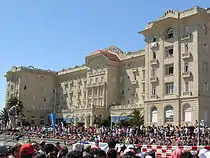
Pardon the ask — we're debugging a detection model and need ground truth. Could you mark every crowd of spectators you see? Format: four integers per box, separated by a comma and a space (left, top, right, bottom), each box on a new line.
6, 122, 210, 146
0, 138, 209, 158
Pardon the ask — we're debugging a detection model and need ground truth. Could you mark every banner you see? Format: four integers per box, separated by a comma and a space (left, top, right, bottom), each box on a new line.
49, 113, 55, 130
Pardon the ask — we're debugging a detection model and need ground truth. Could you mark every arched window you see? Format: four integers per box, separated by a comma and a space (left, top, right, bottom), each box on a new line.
166, 28, 174, 39
40, 116, 45, 125
151, 107, 158, 123
183, 104, 191, 122
165, 105, 174, 123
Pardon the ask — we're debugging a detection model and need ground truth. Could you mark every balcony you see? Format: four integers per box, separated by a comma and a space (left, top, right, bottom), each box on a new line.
182, 52, 191, 59
150, 42, 159, 49
150, 95, 158, 99
150, 76, 158, 83
77, 79, 82, 83
150, 59, 158, 66
131, 80, 138, 85
182, 71, 191, 78
181, 33, 192, 41
132, 68, 138, 72
141, 78, 146, 83
183, 91, 192, 96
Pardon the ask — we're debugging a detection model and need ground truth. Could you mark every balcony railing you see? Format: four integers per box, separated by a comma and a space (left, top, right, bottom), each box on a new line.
182, 52, 191, 59
150, 59, 158, 65
110, 104, 141, 110
150, 42, 159, 49
132, 68, 138, 72
131, 80, 138, 85
150, 76, 158, 82
183, 91, 192, 96
182, 71, 191, 78
181, 33, 192, 41
150, 95, 158, 99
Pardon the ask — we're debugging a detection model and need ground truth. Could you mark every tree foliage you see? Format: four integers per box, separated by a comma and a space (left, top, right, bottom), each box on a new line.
128, 108, 144, 127
0, 108, 9, 127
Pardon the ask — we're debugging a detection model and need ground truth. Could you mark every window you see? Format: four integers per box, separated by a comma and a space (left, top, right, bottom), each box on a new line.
93, 88, 97, 96
24, 85, 27, 90
84, 91, 86, 98
142, 70, 145, 80
165, 82, 174, 95
153, 37, 157, 42
142, 84, 145, 92
121, 90, 124, 95
152, 86, 156, 96
88, 99, 92, 105
90, 79, 93, 85
44, 97, 46, 102
98, 99, 103, 106
99, 87, 103, 95
204, 81, 208, 93
88, 89, 92, 96
183, 104, 191, 122
151, 107, 158, 123
93, 99, 97, 105
153, 52, 156, 59
134, 74, 137, 80
165, 47, 174, 57
40, 116, 45, 125
166, 28, 174, 39
151, 68, 156, 77
185, 82, 189, 92
204, 62, 208, 73
184, 62, 189, 72
203, 24, 208, 35
185, 43, 188, 52
165, 105, 174, 122
165, 64, 174, 75
95, 78, 98, 84
11, 85, 14, 91
184, 25, 189, 34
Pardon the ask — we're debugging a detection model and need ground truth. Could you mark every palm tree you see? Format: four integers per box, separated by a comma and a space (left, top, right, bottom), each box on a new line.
128, 108, 144, 133
0, 108, 9, 128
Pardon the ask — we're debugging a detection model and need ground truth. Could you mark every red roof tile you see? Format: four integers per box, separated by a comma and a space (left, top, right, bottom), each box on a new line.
88, 50, 120, 61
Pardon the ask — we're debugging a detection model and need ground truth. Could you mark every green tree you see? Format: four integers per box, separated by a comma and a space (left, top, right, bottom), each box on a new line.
128, 108, 144, 133
0, 108, 9, 127
116, 119, 130, 127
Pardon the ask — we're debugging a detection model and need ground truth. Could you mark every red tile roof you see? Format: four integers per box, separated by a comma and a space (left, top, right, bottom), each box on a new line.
88, 50, 120, 61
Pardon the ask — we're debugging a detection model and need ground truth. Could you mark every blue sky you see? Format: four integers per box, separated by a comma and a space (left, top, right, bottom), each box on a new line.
0, 0, 209, 109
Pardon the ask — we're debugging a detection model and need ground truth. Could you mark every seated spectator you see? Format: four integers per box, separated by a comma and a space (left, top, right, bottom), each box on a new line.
171, 149, 182, 158
58, 146, 68, 158
143, 151, 155, 158
96, 150, 106, 158
66, 151, 82, 158
33, 153, 46, 158
72, 144, 83, 153
83, 145, 91, 157
0, 145, 9, 158
10, 143, 21, 158
107, 148, 117, 158
20, 144, 36, 158
180, 152, 193, 158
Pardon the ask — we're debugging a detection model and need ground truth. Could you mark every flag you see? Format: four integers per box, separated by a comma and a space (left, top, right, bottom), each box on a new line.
49, 113, 55, 130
